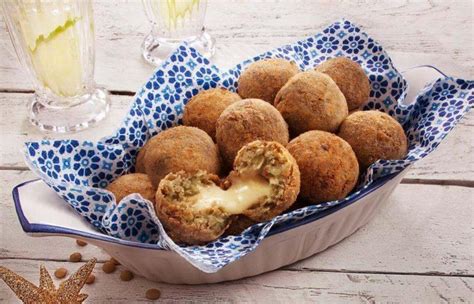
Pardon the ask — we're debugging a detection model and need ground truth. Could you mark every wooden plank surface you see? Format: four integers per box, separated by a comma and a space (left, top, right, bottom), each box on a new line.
1, 0, 473, 302
1, 93, 473, 181
0, 0, 472, 93
0, 93, 131, 169
1, 259, 472, 303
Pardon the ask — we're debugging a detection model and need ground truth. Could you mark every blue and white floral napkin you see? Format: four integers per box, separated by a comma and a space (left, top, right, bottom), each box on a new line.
23, 20, 473, 272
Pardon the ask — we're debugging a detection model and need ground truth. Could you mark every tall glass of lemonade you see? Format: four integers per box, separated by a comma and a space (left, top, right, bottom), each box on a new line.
141, 0, 215, 65
2, 0, 109, 133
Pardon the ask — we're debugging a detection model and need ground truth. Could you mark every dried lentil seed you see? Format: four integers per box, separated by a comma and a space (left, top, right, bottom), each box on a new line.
86, 274, 95, 284
102, 261, 116, 274
54, 268, 68, 279
120, 270, 134, 281
69, 252, 82, 263
145, 288, 161, 300
76, 239, 88, 246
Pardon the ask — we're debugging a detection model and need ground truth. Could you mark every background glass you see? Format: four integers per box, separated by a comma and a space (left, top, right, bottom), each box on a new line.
2, 0, 109, 133
141, 0, 215, 65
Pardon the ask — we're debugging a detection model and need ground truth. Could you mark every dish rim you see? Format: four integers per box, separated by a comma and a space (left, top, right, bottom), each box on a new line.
12, 170, 401, 251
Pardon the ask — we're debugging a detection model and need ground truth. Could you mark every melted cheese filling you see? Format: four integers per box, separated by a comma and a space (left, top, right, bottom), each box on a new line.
193, 175, 271, 214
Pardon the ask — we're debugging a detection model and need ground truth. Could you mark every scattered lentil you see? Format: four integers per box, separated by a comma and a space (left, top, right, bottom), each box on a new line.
54, 268, 68, 279
102, 261, 116, 274
76, 239, 88, 247
120, 270, 134, 281
86, 274, 95, 285
110, 257, 120, 265
69, 252, 82, 263
145, 288, 161, 300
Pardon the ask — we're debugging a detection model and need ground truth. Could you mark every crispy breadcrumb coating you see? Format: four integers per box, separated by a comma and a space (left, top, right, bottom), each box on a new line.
287, 130, 359, 204
338, 110, 408, 169
183, 88, 241, 141
106, 173, 155, 203
275, 71, 348, 136
315, 57, 370, 111
216, 99, 289, 168
238, 58, 299, 104
144, 126, 221, 187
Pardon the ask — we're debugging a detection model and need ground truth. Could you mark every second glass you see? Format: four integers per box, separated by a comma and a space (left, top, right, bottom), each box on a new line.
141, 0, 215, 65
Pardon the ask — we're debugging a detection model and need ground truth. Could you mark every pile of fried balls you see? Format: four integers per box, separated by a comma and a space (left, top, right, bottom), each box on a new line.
106, 57, 408, 245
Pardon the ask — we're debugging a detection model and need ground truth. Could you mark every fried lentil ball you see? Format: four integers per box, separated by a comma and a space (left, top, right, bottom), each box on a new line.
274, 71, 348, 136
315, 57, 370, 111
144, 126, 222, 187
216, 99, 289, 168
287, 130, 359, 204
155, 171, 231, 244
238, 58, 299, 104
231, 140, 300, 222
106, 173, 155, 203
155, 140, 300, 245
183, 88, 241, 141
224, 215, 257, 236
338, 110, 408, 170
135, 141, 150, 173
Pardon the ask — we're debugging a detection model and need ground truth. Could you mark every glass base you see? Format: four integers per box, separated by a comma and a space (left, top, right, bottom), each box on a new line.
28, 87, 110, 133
141, 29, 216, 66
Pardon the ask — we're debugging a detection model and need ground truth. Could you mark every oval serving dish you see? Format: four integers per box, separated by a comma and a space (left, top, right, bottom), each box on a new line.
13, 169, 405, 284
12, 63, 457, 284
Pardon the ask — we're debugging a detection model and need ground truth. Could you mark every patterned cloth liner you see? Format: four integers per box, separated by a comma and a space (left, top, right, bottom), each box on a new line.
23, 20, 473, 272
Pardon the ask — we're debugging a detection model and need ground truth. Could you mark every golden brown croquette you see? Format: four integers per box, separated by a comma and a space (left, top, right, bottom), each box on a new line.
144, 126, 222, 187
231, 140, 300, 222
287, 130, 359, 204
224, 215, 257, 236
338, 110, 408, 170
238, 58, 299, 104
183, 88, 241, 141
155, 140, 300, 245
155, 171, 232, 244
216, 99, 289, 168
106, 173, 156, 203
135, 141, 150, 173
315, 57, 370, 111
275, 71, 348, 136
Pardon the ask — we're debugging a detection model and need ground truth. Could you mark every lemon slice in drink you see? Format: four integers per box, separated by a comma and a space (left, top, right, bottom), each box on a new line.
18, 5, 83, 97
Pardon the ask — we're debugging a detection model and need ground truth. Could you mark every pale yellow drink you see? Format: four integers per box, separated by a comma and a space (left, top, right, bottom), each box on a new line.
16, 2, 84, 97
149, 0, 201, 33
141, 0, 214, 65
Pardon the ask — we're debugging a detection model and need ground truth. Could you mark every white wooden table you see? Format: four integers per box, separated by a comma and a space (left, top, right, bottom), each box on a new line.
1, 1, 473, 302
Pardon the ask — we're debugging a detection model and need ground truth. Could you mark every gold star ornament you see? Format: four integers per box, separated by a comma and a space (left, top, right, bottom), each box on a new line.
0, 258, 96, 303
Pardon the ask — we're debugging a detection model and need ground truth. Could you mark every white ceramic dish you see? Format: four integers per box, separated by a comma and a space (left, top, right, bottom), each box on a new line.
13, 170, 406, 284
12, 65, 445, 284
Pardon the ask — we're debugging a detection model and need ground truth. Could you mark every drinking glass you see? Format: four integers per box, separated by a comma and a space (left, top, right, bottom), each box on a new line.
141, 0, 215, 65
2, 0, 110, 133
